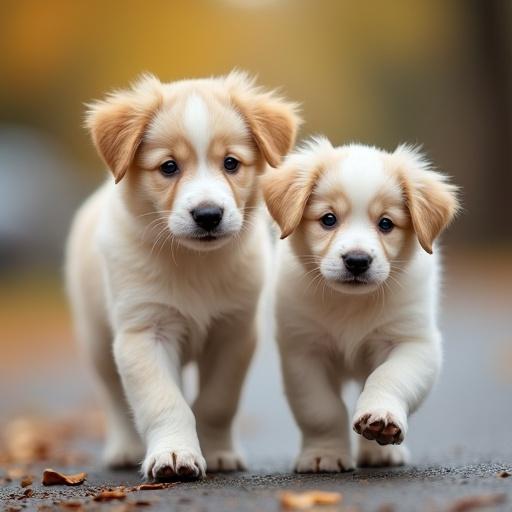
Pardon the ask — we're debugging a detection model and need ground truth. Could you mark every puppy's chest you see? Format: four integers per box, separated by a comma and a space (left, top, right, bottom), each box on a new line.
317, 304, 394, 355
151, 264, 253, 321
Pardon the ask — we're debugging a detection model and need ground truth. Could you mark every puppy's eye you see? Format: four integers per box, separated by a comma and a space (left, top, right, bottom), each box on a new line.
378, 217, 394, 233
320, 213, 337, 228
160, 160, 179, 176
223, 157, 240, 173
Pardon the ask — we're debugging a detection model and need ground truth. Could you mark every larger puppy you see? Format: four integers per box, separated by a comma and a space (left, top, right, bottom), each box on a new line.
66, 72, 299, 479
263, 138, 459, 471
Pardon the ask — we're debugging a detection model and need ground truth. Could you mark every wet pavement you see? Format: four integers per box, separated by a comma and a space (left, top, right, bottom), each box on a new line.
1, 252, 512, 511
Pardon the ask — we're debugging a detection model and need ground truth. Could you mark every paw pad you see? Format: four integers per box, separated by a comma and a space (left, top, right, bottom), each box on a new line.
354, 414, 403, 445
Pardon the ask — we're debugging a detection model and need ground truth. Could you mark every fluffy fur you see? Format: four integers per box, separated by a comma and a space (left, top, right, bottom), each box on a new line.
65, 71, 300, 479
262, 138, 459, 472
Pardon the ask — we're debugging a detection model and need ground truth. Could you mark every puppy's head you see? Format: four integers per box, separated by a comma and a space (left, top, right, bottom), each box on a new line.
263, 138, 460, 294
85, 71, 300, 251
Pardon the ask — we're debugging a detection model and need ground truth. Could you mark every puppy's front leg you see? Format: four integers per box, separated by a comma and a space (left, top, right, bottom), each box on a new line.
281, 341, 354, 473
193, 309, 257, 472
353, 333, 441, 446
113, 327, 206, 480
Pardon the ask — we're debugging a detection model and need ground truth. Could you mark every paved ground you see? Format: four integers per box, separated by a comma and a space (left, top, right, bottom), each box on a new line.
1, 251, 512, 511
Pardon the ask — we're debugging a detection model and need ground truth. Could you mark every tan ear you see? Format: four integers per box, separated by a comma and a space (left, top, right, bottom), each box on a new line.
226, 70, 302, 168
262, 138, 330, 238
262, 167, 310, 238
394, 145, 460, 254
85, 74, 162, 183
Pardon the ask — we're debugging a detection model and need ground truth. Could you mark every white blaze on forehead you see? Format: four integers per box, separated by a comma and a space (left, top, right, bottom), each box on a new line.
183, 93, 211, 160
338, 146, 388, 213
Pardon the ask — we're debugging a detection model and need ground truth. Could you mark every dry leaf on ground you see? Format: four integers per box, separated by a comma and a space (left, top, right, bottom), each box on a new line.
0, 412, 99, 466
447, 493, 506, 512
280, 490, 342, 509
42, 469, 87, 486
135, 482, 175, 491
497, 470, 511, 478
58, 501, 85, 510
20, 475, 33, 487
93, 487, 127, 502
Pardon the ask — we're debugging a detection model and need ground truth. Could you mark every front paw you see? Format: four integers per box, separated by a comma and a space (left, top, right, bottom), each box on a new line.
204, 450, 246, 472
353, 410, 406, 445
295, 448, 354, 473
142, 448, 206, 481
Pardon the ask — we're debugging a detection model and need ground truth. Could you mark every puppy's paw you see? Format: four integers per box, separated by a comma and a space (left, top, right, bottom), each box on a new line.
353, 410, 406, 445
204, 450, 246, 472
357, 440, 410, 467
295, 448, 354, 473
142, 448, 206, 481
103, 438, 144, 469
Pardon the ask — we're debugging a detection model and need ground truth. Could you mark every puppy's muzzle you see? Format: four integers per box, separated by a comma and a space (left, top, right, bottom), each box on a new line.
342, 251, 373, 276
191, 204, 224, 232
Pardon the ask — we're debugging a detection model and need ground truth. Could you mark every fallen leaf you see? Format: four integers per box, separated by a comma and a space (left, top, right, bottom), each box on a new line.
1, 414, 94, 466
23, 488, 34, 498
42, 469, 87, 486
280, 490, 342, 509
93, 487, 127, 502
20, 475, 33, 487
3, 418, 52, 463
497, 470, 511, 478
447, 493, 506, 512
58, 501, 85, 510
135, 482, 174, 491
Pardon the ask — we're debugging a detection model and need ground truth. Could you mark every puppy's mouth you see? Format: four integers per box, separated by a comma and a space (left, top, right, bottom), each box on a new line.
177, 229, 236, 250
323, 271, 382, 293
194, 233, 227, 242
340, 276, 371, 286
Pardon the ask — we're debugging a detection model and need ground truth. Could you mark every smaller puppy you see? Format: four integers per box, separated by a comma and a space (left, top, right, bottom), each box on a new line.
262, 138, 459, 471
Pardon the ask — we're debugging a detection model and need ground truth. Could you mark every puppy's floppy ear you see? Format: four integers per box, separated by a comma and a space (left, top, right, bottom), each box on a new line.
226, 70, 302, 168
393, 145, 460, 254
85, 73, 163, 183
262, 137, 330, 239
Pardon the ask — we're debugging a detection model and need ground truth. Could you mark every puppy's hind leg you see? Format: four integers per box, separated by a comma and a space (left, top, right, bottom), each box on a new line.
193, 310, 257, 472
280, 337, 354, 473
78, 317, 144, 469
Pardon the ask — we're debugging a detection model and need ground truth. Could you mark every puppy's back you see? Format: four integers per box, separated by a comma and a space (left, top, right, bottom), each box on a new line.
65, 182, 110, 337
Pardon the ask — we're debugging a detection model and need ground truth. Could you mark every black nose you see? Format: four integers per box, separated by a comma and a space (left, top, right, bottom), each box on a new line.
342, 251, 373, 276
191, 205, 224, 231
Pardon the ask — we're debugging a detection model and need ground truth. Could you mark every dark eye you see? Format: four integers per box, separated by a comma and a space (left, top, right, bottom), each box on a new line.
160, 160, 179, 176
378, 217, 394, 233
320, 213, 337, 228
223, 156, 240, 173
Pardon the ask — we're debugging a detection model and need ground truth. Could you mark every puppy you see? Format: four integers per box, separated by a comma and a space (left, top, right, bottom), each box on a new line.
262, 138, 459, 471
65, 71, 300, 479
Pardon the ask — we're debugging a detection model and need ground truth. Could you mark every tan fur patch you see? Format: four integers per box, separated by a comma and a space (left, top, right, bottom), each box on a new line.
226, 71, 302, 168
385, 149, 460, 254
262, 163, 325, 239
85, 74, 163, 183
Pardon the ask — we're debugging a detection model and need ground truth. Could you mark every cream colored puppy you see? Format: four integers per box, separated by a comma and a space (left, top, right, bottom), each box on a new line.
262, 138, 459, 472
65, 72, 299, 479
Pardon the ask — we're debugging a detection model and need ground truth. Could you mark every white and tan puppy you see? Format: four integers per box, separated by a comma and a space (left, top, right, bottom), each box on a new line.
65, 72, 300, 479
262, 138, 459, 472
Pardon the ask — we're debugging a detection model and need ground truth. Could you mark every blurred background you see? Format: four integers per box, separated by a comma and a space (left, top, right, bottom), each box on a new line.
0, 0, 511, 469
